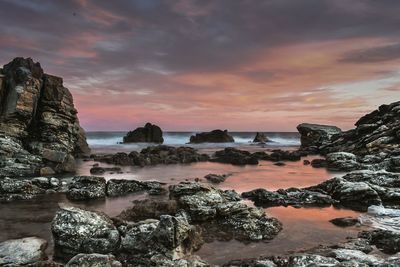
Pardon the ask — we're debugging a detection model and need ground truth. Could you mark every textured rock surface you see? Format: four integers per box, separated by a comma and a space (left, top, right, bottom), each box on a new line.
123, 122, 163, 143
189, 129, 234, 143
67, 176, 106, 200
210, 147, 259, 165
0, 237, 48, 266
95, 145, 209, 167
52, 204, 120, 261
106, 179, 165, 197
0, 58, 89, 177
65, 253, 122, 267
297, 123, 342, 151
253, 132, 270, 143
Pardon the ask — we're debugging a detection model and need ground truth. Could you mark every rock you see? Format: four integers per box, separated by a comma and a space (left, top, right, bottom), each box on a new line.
268, 149, 302, 162
118, 199, 178, 221
123, 122, 164, 143
310, 158, 327, 168
303, 159, 311, 165
189, 129, 234, 143
253, 132, 270, 143
95, 145, 209, 167
288, 254, 339, 267
311, 177, 381, 210
106, 179, 165, 197
0, 237, 48, 266
360, 230, 400, 254
210, 148, 259, 165
65, 253, 122, 267
67, 176, 106, 200
297, 123, 342, 151
204, 173, 230, 184
0, 58, 90, 177
329, 249, 384, 265
0, 177, 44, 202
40, 166, 56, 176
330, 217, 359, 227
116, 215, 208, 266
52, 204, 120, 261
326, 152, 361, 171
342, 170, 400, 188
169, 182, 282, 241
242, 187, 335, 208
274, 162, 286, 166
90, 166, 121, 175
32, 177, 60, 190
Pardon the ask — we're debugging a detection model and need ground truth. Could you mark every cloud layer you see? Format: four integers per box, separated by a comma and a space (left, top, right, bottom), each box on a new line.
1, 0, 399, 131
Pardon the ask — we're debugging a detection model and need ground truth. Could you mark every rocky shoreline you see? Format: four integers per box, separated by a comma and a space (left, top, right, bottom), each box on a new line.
1, 58, 400, 266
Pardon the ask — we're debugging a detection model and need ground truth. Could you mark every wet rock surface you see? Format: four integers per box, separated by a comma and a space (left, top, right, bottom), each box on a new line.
204, 173, 231, 184
329, 217, 360, 227
189, 129, 234, 143
66, 176, 106, 201
0, 58, 89, 177
0, 237, 48, 266
123, 122, 163, 143
106, 179, 166, 197
65, 253, 122, 267
210, 148, 259, 165
94, 145, 209, 167
253, 132, 270, 143
297, 123, 342, 152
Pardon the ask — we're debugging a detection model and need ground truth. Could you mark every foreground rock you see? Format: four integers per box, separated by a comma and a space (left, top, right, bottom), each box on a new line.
67, 176, 106, 200
0, 57, 89, 177
123, 122, 164, 143
52, 204, 120, 261
52, 204, 208, 266
189, 129, 234, 143
65, 253, 122, 267
120, 182, 282, 242
224, 229, 400, 267
0, 237, 48, 266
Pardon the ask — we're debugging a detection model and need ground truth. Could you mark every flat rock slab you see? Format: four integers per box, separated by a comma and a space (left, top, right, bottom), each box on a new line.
0, 237, 47, 266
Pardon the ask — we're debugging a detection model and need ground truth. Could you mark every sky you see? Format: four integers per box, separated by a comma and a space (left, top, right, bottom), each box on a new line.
0, 0, 399, 131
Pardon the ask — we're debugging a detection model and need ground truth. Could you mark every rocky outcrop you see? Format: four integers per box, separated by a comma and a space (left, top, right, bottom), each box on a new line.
243, 170, 400, 211
298, 101, 400, 157
210, 148, 259, 165
123, 123, 164, 143
106, 179, 166, 197
189, 129, 234, 143
297, 123, 342, 152
0, 237, 48, 266
0, 57, 89, 177
253, 132, 270, 143
94, 145, 209, 167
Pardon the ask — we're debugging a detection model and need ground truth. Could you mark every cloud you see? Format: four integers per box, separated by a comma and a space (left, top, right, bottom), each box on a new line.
340, 43, 400, 63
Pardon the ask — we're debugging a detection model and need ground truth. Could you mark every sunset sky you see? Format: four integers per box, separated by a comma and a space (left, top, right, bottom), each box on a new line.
1, 0, 399, 131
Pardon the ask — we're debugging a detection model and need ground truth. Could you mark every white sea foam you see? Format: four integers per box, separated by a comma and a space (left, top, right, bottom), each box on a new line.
359, 205, 400, 232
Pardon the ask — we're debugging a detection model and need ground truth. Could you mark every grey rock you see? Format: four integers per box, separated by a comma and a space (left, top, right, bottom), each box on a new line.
65, 253, 122, 267
67, 176, 106, 200
0, 237, 48, 266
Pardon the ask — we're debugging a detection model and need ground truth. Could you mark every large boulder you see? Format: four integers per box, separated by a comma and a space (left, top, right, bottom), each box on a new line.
189, 129, 234, 143
0, 58, 89, 177
123, 122, 163, 143
0, 237, 48, 266
52, 204, 120, 261
296, 123, 342, 151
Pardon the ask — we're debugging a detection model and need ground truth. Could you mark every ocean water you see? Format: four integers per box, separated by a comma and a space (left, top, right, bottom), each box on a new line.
0, 131, 373, 265
86, 131, 301, 153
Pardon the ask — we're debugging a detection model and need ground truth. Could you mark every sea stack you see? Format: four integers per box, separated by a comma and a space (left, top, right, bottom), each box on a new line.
123, 122, 164, 143
296, 123, 341, 152
189, 129, 234, 143
253, 132, 270, 143
0, 57, 89, 177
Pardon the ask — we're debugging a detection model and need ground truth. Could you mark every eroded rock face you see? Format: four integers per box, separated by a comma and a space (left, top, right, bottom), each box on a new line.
0, 58, 89, 177
296, 123, 342, 152
0, 237, 48, 266
123, 123, 164, 143
189, 130, 234, 143
52, 204, 120, 261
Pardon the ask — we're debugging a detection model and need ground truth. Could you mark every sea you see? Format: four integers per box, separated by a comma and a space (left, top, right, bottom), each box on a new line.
0, 131, 381, 265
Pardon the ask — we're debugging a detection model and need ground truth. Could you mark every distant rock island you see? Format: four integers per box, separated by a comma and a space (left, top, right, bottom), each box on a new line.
253, 132, 270, 143
0, 57, 89, 177
123, 122, 164, 143
189, 129, 234, 143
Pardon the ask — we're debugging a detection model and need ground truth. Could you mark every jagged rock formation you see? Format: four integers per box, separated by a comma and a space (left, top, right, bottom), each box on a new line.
189, 129, 234, 143
298, 101, 400, 156
253, 132, 270, 143
123, 122, 164, 143
0, 57, 89, 177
